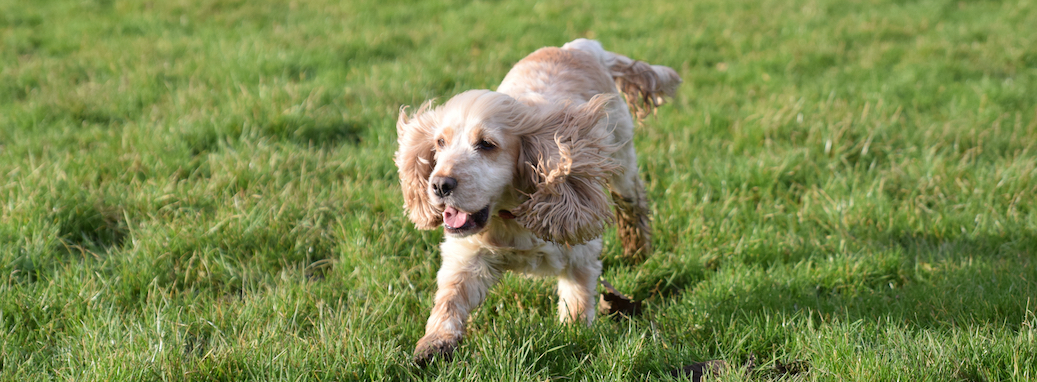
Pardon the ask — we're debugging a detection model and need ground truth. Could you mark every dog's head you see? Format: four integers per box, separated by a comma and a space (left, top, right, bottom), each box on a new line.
395, 90, 621, 245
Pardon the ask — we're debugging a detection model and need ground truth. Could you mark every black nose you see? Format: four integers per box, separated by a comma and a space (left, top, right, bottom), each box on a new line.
431, 176, 457, 198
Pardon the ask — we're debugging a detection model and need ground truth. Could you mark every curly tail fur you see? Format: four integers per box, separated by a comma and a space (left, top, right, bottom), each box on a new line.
562, 39, 682, 119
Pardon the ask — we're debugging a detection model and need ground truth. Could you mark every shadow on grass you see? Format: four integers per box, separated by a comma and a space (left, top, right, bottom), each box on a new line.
52, 192, 128, 251
636, 228, 1034, 327
256, 113, 364, 147
632, 229, 1036, 379
179, 115, 364, 157
4, 189, 128, 284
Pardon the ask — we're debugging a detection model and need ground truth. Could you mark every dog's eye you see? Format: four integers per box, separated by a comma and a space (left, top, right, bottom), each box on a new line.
475, 140, 496, 151
437, 138, 445, 148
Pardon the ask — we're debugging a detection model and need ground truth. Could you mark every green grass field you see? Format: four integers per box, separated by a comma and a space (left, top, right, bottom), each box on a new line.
2, 0, 1036, 380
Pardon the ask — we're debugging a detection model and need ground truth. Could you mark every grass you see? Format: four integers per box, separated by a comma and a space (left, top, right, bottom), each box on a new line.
1, 0, 1035, 380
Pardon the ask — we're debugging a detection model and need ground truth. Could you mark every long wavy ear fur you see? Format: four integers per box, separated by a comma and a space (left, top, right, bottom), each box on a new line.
513, 95, 622, 245
395, 102, 443, 229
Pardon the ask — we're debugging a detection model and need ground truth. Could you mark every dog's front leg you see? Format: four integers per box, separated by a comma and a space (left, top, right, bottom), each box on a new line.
414, 244, 498, 366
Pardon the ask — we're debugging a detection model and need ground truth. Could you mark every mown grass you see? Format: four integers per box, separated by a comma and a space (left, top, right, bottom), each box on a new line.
1, 0, 1035, 380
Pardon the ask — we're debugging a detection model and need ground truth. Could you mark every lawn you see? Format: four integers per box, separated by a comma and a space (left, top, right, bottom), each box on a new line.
1, 0, 1035, 380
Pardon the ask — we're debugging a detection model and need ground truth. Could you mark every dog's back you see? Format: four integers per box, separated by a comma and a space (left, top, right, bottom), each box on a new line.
496, 45, 616, 106
497, 39, 681, 119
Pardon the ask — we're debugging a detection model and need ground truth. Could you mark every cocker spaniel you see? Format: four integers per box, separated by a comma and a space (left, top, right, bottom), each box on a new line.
395, 39, 681, 365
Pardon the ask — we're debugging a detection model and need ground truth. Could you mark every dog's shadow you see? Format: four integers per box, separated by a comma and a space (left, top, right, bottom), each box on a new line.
600, 229, 1035, 378
613, 229, 1033, 321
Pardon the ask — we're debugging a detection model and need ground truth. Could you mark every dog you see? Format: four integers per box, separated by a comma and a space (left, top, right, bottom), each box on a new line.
394, 39, 681, 366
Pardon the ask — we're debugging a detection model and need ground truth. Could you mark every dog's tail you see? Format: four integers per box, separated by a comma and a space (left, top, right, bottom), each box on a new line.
563, 38, 682, 119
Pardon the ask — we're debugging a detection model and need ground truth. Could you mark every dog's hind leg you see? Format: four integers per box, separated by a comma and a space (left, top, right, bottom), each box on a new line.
601, 99, 652, 263
608, 137, 653, 263
563, 38, 681, 263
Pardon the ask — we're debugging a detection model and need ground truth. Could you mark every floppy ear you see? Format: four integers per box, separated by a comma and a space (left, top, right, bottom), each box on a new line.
395, 102, 443, 229
513, 95, 622, 245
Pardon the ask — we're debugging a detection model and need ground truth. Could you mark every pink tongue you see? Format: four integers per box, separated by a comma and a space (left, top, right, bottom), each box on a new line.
443, 206, 469, 228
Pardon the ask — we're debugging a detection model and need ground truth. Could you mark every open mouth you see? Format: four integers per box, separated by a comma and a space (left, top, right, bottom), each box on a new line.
443, 205, 491, 235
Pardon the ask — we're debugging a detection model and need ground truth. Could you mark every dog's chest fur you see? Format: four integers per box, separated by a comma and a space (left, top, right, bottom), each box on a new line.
441, 218, 597, 278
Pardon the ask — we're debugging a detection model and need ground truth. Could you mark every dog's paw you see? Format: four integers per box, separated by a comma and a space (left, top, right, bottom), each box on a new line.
413, 333, 459, 367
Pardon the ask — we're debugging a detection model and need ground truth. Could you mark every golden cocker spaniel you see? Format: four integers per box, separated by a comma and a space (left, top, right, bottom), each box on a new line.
395, 39, 681, 365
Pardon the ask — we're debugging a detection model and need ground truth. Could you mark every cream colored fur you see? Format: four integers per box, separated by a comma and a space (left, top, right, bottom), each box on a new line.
395, 39, 680, 365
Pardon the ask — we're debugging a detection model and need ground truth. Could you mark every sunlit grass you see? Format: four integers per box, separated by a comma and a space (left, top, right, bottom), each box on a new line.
1, 0, 1035, 380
